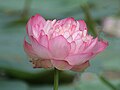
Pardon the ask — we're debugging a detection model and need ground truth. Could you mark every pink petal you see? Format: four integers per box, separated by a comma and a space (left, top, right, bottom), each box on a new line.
49, 35, 70, 59
26, 14, 46, 37
77, 42, 86, 53
75, 21, 80, 31
84, 38, 108, 54
31, 14, 46, 25
30, 36, 51, 59
24, 38, 36, 58
61, 17, 75, 25
38, 35, 49, 48
43, 20, 52, 34
51, 60, 72, 70
83, 38, 98, 53
78, 20, 87, 30
70, 41, 76, 54
55, 17, 75, 29
66, 53, 93, 65
72, 31, 82, 40
74, 39, 83, 53
71, 61, 90, 72
32, 59, 53, 68
67, 35, 73, 43
93, 40, 108, 54
63, 31, 70, 38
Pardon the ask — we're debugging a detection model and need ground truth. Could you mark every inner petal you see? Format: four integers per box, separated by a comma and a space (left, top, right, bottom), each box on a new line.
49, 35, 70, 59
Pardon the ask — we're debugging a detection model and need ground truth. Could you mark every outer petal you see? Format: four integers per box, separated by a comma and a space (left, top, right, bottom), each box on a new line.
26, 14, 46, 38
49, 35, 70, 59
83, 38, 98, 53
66, 53, 93, 65
71, 61, 90, 72
92, 40, 108, 54
84, 38, 108, 54
51, 60, 72, 70
24, 38, 36, 58
31, 14, 46, 25
31, 59, 53, 68
38, 35, 49, 48
30, 36, 51, 59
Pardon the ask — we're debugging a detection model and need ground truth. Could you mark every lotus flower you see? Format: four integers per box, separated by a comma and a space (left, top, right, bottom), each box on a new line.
24, 14, 108, 72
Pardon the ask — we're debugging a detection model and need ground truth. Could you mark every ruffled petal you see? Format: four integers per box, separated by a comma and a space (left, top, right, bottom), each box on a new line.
71, 61, 90, 72
51, 60, 72, 70
66, 53, 93, 65
30, 36, 51, 59
49, 35, 70, 59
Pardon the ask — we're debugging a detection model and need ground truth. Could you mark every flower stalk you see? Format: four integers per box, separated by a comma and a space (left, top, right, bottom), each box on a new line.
81, 3, 97, 37
99, 75, 117, 90
54, 68, 59, 90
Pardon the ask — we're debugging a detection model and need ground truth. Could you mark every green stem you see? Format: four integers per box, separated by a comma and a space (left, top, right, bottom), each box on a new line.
54, 68, 59, 90
21, 0, 32, 18
99, 75, 117, 90
81, 3, 97, 37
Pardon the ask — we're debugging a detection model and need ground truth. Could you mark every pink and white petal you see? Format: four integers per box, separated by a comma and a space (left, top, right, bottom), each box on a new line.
32, 59, 53, 68
63, 31, 70, 38
24, 38, 36, 58
43, 20, 52, 34
71, 61, 90, 72
51, 60, 72, 70
66, 53, 93, 65
78, 20, 87, 30
30, 36, 51, 59
75, 21, 80, 31
72, 31, 82, 40
38, 35, 49, 48
67, 35, 73, 43
70, 41, 76, 54
82, 30, 87, 37
49, 35, 70, 59
74, 39, 83, 54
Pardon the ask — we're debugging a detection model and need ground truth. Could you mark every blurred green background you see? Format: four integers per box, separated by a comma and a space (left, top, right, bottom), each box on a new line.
0, 0, 120, 90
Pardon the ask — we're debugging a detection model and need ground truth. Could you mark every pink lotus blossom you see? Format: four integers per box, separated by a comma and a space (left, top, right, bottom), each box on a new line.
24, 14, 108, 72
